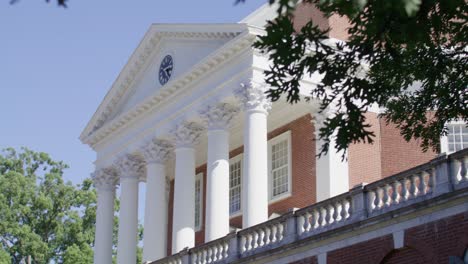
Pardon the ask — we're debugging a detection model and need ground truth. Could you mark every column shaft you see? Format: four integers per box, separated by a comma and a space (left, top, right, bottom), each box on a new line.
205, 129, 230, 241
243, 109, 269, 228
143, 163, 167, 262
172, 147, 195, 253
315, 126, 349, 202
116, 177, 139, 264
94, 187, 115, 264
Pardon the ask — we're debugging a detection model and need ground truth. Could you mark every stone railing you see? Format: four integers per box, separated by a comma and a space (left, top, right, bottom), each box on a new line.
151, 148, 468, 264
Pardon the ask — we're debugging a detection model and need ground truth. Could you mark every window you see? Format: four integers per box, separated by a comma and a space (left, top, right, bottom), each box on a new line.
194, 173, 203, 231
446, 123, 468, 153
269, 131, 292, 200
229, 155, 242, 215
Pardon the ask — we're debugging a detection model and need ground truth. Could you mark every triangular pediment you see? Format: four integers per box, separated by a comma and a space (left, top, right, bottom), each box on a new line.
80, 24, 251, 144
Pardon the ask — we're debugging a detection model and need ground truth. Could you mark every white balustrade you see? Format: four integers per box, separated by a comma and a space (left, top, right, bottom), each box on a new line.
190, 239, 229, 264
296, 194, 351, 236
239, 219, 285, 254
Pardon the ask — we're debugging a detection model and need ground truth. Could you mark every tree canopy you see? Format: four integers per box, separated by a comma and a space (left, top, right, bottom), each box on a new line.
0, 148, 142, 264
252, 0, 467, 156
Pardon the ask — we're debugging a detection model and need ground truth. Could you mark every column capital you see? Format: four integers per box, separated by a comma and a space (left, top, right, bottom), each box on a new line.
142, 138, 173, 164
92, 167, 118, 190
200, 103, 239, 130
114, 153, 145, 181
171, 121, 204, 148
235, 82, 272, 113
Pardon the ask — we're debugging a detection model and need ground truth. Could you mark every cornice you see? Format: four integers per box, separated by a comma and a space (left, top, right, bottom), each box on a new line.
81, 25, 259, 149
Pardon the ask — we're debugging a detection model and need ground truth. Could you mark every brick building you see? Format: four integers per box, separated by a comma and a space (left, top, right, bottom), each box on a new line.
80, 3, 468, 264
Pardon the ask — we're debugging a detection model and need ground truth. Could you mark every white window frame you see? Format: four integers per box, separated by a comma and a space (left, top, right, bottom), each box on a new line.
229, 154, 243, 218
441, 120, 468, 154
268, 131, 292, 202
194, 172, 203, 232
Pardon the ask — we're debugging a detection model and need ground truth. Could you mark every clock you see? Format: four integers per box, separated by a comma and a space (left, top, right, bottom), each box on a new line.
158, 55, 173, 85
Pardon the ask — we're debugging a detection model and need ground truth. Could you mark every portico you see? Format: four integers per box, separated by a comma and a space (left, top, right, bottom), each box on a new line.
82, 22, 347, 264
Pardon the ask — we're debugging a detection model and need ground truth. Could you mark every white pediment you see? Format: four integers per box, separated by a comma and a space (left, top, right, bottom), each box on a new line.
114, 36, 234, 118
80, 24, 251, 144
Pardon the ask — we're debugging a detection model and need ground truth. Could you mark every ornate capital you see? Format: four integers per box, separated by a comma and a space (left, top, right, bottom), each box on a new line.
200, 103, 239, 130
235, 82, 272, 113
141, 139, 174, 164
114, 153, 145, 180
171, 121, 205, 148
92, 167, 118, 190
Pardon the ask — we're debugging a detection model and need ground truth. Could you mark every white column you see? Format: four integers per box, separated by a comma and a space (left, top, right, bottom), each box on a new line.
201, 103, 239, 241
92, 167, 117, 264
236, 82, 272, 228
116, 154, 144, 264
312, 105, 349, 202
171, 122, 204, 253
141, 139, 173, 263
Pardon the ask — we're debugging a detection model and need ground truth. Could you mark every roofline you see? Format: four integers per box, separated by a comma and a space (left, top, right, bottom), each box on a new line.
79, 23, 251, 142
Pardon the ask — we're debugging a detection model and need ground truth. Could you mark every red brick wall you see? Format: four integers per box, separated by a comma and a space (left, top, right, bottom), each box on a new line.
348, 112, 382, 187
292, 3, 350, 40
328, 235, 394, 264
379, 120, 437, 178
167, 180, 174, 256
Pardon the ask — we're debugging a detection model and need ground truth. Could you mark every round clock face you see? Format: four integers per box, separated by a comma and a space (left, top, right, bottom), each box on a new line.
158, 55, 173, 85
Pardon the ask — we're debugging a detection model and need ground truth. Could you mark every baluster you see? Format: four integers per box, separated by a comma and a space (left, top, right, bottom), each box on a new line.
409, 174, 419, 198
297, 213, 305, 234
375, 188, 382, 209
382, 184, 391, 207
317, 207, 324, 227
391, 181, 400, 204
340, 200, 347, 220
251, 231, 258, 249
245, 234, 251, 252
276, 223, 284, 241
264, 227, 269, 245
191, 252, 197, 264
312, 209, 320, 229
333, 202, 341, 222
400, 178, 409, 201
208, 247, 213, 263
269, 224, 276, 244
258, 228, 265, 247
213, 245, 219, 262
223, 242, 229, 259
240, 235, 247, 253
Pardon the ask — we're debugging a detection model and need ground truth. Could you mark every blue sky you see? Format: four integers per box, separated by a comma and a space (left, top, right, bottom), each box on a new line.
0, 0, 266, 185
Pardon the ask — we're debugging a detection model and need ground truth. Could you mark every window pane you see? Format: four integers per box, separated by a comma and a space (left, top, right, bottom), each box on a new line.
446, 123, 468, 153
229, 159, 242, 214
194, 177, 202, 229
271, 138, 289, 197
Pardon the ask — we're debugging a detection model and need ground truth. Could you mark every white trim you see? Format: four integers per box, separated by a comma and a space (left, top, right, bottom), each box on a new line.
441, 121, 468, 154
229, 154, 243, 217
268, 131, 292, 202
194, 172, 203, 232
